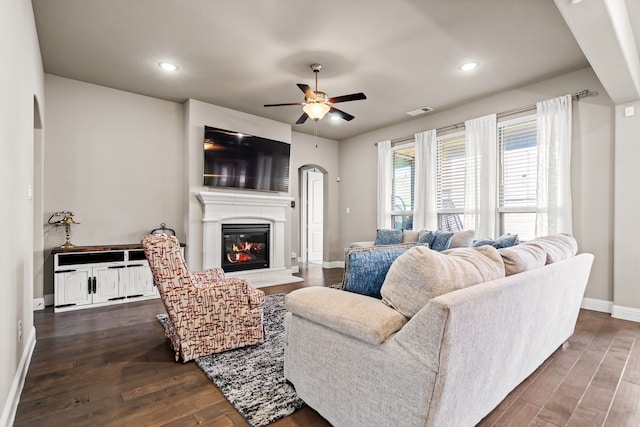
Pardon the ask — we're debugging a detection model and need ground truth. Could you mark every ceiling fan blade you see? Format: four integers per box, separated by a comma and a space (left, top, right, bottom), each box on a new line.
264, 102, 304, 107
329, 106, 355, 121
328, 92, 367, 104
297, 84, 316, 99
295, 112, 309, 124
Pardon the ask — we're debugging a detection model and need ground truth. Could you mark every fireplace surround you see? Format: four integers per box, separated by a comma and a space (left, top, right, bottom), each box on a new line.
196, 191, 302, 287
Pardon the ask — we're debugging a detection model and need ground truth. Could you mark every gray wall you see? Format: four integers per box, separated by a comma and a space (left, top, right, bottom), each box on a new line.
289, 132, 341, 264
614, 100, 640, 312
43, 75, 184, 296
183, 99, 293, 269
338, 67, 615, 303
0, 0, 44, 422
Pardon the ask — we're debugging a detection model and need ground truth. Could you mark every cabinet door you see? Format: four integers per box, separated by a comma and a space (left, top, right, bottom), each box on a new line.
55, 269, 92, 308
92, 266, 123, 303
126, 264, 157, 297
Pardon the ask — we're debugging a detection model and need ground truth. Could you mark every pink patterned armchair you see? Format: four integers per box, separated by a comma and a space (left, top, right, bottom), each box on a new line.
141, 234, 265, 362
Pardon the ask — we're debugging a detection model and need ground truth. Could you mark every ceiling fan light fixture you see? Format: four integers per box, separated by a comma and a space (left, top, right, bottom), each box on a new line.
158, 61, 179, 72
459, 61, 479, 71
303, 102, 330, 120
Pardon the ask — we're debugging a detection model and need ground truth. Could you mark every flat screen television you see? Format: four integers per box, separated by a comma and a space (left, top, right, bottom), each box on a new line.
203, 125, 291, 192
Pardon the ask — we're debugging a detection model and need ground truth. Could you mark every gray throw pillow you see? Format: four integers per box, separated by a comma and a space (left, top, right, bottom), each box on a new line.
380, 245, 505, 318
522, 233, 578, 264
342, 243, 426, 299
449, 229, 476, 248
499, 244, 547, 276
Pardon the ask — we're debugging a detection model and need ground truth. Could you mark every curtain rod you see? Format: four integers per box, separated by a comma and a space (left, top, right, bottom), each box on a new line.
384, 89, 592, 146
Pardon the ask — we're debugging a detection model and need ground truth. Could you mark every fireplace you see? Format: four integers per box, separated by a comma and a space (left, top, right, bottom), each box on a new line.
197, 191, 303, 288
221, 224, 270, 272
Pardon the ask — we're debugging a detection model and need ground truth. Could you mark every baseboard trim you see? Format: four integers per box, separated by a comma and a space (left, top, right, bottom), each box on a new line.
581, 298, 640, 323
322, 261, 345, 269
612, 305, 640, 323
291, 265, 299, 274
1, 326, 36, 427
44, 294, 54, 307
581, 297, 613, 313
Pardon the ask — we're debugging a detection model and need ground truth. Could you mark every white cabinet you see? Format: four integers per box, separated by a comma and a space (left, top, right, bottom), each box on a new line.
125, 263, 156, 297
53, 245, 159, 313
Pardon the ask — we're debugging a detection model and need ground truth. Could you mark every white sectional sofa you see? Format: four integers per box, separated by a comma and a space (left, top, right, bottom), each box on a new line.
284, 234, 593, 427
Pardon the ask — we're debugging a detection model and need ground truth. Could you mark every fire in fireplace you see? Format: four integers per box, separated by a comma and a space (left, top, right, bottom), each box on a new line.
221, 224, 270, 272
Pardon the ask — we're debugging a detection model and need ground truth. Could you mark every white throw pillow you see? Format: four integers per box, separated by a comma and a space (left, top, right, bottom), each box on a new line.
380, 245, 505, 318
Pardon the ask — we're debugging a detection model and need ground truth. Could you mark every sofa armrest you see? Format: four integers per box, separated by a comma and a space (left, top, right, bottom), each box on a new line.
285, 287, 407, 345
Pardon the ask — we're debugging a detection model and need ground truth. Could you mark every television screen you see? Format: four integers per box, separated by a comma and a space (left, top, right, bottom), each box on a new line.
203, 125, 291, 192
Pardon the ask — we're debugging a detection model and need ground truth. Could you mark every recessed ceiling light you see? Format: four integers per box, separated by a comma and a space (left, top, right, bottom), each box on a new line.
571, 0, 582, 4
158, 61, 179, 72
459, 61, 479, 71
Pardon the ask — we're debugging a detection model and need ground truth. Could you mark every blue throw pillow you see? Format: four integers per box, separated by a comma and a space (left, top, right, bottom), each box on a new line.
495, 233, 519, 248
342, 243, 425, 299
472, 234, 519, 249
417, 229, 454, 251
374, 228, 403, 246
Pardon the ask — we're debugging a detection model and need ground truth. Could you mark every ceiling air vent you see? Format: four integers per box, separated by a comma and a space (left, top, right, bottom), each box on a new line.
406, 106, 434, 116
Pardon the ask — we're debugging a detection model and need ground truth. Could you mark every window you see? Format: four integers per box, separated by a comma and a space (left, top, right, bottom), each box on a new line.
436, 133, 466, 231
390, 145, 415, 229
498, 117, 537, 240
382, 115, 541, 238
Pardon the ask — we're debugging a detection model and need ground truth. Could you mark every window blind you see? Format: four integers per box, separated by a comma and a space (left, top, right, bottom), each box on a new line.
498, 120, 537, 209
436, 135, 466, 211
391, 146, 415, 213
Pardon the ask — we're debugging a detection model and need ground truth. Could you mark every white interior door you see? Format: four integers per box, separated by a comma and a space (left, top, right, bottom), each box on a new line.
306, 170, 324, 263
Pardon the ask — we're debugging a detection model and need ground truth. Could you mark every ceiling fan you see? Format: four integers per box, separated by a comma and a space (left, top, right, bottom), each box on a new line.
264, 63, 367, 124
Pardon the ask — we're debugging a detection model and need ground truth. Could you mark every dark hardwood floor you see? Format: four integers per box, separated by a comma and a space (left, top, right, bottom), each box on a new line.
14, 264, 640, 426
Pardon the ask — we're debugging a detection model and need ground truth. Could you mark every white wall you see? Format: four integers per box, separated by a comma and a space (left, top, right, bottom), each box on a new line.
43, 75, 184, 296
0, 0, 44, 424
339, 67, 615, 303
184, 99, 292, 269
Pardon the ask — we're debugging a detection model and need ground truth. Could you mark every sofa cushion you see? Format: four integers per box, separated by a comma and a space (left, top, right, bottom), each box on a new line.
498, 244, 547, 276
450, 229, 476, 248
522, 233, 578, 264
285, 287, 408, 345
418, 229, 454, 251
343, 243, 425, 299
380, 245, 505, 318
374, 229, 403, 246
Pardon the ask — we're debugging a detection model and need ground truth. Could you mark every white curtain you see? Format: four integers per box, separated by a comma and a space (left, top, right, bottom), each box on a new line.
413, 130, 438, 230
464, 114, 497, 239
376, 140, 392, 229
536, 95, 573, 236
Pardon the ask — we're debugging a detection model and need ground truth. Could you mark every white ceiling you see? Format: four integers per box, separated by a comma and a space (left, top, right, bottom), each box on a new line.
32, 0, 593, 140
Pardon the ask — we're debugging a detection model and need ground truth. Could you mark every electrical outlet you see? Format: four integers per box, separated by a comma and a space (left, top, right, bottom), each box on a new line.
291, 252, 297, 259
17, 320, 22, 342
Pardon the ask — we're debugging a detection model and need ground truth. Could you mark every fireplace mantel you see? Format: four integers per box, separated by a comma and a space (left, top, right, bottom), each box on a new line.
196, 191, 302, 288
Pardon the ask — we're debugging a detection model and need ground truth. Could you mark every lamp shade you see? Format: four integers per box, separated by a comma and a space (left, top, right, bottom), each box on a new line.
303, 102, 330, 120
